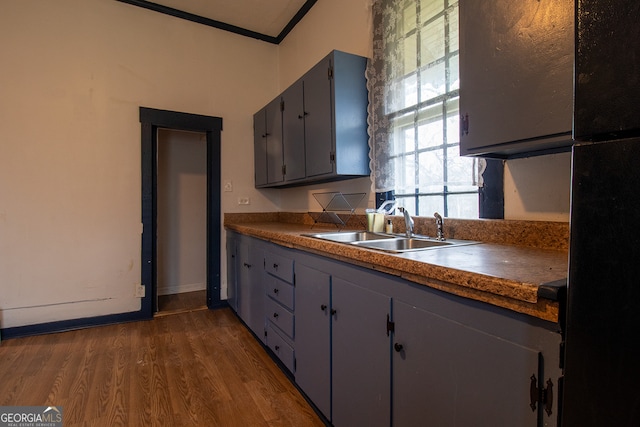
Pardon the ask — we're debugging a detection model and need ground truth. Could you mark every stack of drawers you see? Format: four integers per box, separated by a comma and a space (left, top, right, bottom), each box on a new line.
264, 251, 295, 373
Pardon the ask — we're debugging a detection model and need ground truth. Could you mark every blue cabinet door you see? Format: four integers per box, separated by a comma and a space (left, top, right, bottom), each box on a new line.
281, 80, 306, 182
459, 0, 573, 156
254, 97, 284, 187
253, 108, 268, 187
332, 277, 391, 427
392, 299, 540, 426
225, 233, 238, 312
303, 55, 334, 177
237, 237, 265, 342
265, 97, 284, 185
294, 263, 331, 419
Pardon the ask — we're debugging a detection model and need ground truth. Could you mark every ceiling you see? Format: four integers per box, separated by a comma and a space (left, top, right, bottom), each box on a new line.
116, 0, 317, 44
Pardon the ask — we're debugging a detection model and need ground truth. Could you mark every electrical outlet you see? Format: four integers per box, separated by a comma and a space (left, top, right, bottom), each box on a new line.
134, 283, 145, 298
238, 197, 250, 205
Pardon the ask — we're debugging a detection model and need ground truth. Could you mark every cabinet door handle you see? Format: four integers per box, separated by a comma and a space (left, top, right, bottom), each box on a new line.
320, 304, 327, 311
530, 375, 538, 411
394, 343, 404, 353
298, 111, 309, 119
275, 345, 280, 351
273, 263, 279, 270
461, 113, 469, 135
243, 263, 252, 269
273, 288, 279, 294
273, 312, 279, 318
330, 308, 337, 315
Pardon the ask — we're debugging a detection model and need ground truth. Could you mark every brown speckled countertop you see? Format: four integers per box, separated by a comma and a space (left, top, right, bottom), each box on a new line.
225, 213, 569, 323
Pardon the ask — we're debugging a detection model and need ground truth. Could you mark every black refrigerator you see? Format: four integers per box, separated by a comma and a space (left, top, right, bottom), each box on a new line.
562, 1, 640, 426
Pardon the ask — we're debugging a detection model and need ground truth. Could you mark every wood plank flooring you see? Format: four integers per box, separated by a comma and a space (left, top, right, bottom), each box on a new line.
157, 290, 207, 316
0, 308, 325, 427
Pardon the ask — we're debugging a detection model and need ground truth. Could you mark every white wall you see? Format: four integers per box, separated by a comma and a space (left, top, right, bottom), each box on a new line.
504, 152, 572, 222
0, 0, 278, 328
157, 130, 207, 296
277, 0, 374, 89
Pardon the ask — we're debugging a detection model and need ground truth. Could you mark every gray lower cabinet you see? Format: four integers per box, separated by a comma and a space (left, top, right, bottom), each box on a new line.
225, 234, 237, 312
264, 248, 296, 373
235, 234, 265, 343
225, 233, 562, 426
392, 298, 549, 426
295, 260, 392, 426
331, 276, 391, 427
294, 263, 331, 419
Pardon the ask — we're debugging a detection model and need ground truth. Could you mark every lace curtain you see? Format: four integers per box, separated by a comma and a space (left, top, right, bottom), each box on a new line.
366, 0, 485, 194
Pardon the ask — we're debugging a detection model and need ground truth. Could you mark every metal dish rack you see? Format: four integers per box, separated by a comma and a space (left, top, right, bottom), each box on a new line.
308, 192, 366, 229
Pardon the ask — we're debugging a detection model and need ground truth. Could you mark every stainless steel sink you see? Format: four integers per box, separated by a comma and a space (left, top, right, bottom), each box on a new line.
302, 231, 395, 243
353, 237, 480, 253
303, 231, 478, 253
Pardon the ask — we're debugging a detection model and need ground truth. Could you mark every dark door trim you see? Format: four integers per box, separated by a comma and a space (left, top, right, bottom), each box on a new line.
140, 107, 223, 317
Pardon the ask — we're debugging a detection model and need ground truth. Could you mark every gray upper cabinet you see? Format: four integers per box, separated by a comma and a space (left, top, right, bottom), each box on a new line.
253, 107, 268, 187
254, 50, 370, 188
459, 0, 574, 158
281, 81, 306, 183
253, 96, 283, 186
302, 55, 334, 178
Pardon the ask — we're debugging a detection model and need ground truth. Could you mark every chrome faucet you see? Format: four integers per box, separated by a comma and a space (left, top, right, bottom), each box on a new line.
434, 212, 445, 241
398, 207, 414, 238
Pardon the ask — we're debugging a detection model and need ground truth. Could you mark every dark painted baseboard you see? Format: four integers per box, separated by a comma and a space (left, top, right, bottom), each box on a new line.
208, 300, 229, 310
1, 301, 230, 340
1, 310, 151, 340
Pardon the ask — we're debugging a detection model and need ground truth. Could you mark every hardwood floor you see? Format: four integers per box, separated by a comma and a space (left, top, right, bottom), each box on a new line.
157, 290, 207, 316
0, 308, 325, 427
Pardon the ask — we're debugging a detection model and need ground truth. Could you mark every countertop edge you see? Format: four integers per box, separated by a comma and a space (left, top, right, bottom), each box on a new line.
225, 222, 563, 323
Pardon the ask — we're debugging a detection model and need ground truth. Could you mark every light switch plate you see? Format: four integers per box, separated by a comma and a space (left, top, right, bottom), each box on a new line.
223, 180, 233, 192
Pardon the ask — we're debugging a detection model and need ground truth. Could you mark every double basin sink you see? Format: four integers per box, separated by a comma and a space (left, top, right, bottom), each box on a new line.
303, 231, 478, 253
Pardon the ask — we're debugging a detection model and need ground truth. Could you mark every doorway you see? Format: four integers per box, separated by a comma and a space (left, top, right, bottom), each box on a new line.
139, 107, 223, 318
156, 129, 207, 314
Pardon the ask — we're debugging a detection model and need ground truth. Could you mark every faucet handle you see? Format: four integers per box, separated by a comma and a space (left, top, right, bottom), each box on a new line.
433, 212, 445, 241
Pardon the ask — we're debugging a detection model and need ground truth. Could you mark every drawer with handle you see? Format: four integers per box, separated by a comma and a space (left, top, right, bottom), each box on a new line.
266, 323, 295, 373
265, 274, 294, 310
266, 296, 294, 339
265, 252, 294, 283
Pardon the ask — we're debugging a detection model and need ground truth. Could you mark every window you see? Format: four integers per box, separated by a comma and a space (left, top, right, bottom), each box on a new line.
368, 0, 483, 218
